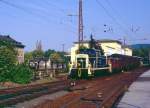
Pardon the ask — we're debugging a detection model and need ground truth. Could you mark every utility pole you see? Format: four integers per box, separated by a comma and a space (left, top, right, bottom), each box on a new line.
122, 36, 126, 55
123, 36, 126, 46
62, 44, 65, 52
149, 50, 150, 64
68, 0, 84, 49
121, 37, 148, 55
78, 0, 84, 48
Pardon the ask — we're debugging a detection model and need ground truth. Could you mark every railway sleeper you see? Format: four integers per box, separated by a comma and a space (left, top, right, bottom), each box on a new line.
67, 86, 87, 92
80, 97, 103, 102
0, 85, 67, 106
99, 85, 125, 108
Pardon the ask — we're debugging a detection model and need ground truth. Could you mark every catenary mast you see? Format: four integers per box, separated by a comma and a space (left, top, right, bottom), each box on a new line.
78, 0, 84, 48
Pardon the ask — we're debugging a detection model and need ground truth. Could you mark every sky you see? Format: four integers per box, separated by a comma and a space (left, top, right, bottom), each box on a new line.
0, 0, 150, 52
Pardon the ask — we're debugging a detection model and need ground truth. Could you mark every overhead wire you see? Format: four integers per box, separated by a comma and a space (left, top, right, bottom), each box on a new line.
104, 0, 147, 43
0, 0, 53, 23
42, 0, 78, 34
0, 0, 77, 35
95, 0, 129, 36
32, 0, 77, 33
105, 0, 129, 27
0, 0, 51, 22
22, 0, 77, 31
42, 0, 67, 14
105, 0, 140, 38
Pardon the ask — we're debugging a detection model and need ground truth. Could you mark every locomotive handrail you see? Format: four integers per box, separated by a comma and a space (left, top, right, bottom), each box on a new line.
71, 67, 110, 70
92, 67, 110, 71
88, 56, 106, 58
71, 68, 88, 69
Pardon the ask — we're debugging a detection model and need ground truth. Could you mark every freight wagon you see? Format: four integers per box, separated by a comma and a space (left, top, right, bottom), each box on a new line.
108, 54, 140, 73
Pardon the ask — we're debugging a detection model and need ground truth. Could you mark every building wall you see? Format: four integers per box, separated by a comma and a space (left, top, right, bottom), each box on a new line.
71, 42, 123, 56
70, 41, 132, 62
99, 42, 123, 56
16, 48, 24, 64
124, 47, 132, 56
71, 43, 89, 63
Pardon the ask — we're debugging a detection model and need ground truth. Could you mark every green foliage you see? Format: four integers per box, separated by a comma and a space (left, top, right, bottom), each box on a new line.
0, 42, 17, 82
26, 49, 68, 64
79, 45, 88, 50
0, 40, 15, 51
44, 49, 69, 64
32, 50, 44, 58
89, 35, 104, 55
57, 52, 68, 61
133, 47, 150, 65
133, 47, 149, 57
0, 41, 33, 84
77, 45, 87, 54
24, 52, 33, 64
50, 52, 62, 62
0, 46, 17, 66
44, 49, 56, 58
11, 64, 33, 84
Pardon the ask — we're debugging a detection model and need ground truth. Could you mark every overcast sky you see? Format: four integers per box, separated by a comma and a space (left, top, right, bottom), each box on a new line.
0, 0, 150, 51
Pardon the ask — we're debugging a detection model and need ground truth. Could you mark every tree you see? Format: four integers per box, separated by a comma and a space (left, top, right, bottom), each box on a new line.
31, 40, 44, 58
44, 49, 56, 58
50, 52, 62, 62
0, 40, 15, 51
57, 51, 69, 64
79, 45, 88, 50
32, 50, 44, 58
89, 34, 104, 55
0, 41, 17, 82
89, 34, 96, 49
24, 52, 33, 64
0, 40, 34, 84
96, 44, 104, 56
133, 47, 149, 57
45, 49, 69, 63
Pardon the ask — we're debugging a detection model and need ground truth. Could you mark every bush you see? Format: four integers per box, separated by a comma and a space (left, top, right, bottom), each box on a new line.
11, 64, 33, 84
0, 46, 17, 82
0, 42, 33, 84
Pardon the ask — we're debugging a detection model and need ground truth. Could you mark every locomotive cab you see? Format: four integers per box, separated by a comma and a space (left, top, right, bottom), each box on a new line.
76, 54, 89, 68
69, 54, 91, 79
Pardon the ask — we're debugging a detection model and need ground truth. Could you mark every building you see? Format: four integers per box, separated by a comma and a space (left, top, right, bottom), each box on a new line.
122, 46, 132, 56
0, 35, 25, 63
29, 57, 51, 69
29, 57, 66, 79
70, 39, 132, 62
97, 39, 123, 56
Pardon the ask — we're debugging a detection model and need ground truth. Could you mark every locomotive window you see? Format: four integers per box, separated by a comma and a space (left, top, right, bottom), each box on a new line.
77, 58, 86, 68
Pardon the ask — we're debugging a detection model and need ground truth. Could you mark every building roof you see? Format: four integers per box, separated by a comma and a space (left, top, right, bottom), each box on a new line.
97, 39, 122, 44
30, 57, 50, 62
122, 45, 132, 49
0, 35, 25, 48
30, 57, 65, 63
74, 39, 122, 45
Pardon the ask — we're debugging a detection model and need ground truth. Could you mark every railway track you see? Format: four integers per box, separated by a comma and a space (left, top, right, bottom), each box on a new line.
0, 80, 70, 107
35, 67, 149, 108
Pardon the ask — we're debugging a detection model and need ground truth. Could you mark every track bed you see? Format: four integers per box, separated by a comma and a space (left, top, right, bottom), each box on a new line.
35, 67, 149, 108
